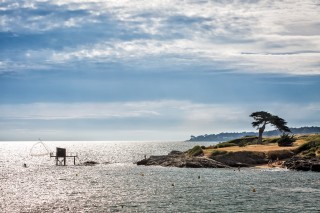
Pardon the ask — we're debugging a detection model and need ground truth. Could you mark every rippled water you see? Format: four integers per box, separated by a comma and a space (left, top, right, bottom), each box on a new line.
1, 141, 320, 212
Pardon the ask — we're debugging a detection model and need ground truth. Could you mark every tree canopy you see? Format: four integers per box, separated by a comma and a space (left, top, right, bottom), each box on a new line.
250, 111, 291, 144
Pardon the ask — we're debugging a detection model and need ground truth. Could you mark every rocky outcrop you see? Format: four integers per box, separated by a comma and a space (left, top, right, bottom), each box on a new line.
211, 151, 268, 167
82, 161, 99, 166
283, 157, 320, 172
137, 150, 320, 172
136, 151, 229, 168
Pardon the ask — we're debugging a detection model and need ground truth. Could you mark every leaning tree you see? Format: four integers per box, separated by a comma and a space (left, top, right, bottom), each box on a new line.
250, 111, 291, 144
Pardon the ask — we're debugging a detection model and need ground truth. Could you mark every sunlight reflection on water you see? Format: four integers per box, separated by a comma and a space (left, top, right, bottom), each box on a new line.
0, 141, 319, 212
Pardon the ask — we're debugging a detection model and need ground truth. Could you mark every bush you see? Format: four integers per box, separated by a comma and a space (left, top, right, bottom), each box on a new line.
278, 133, 295, 147
214, 142, 237, 148
238, 142, 247, 147
264, 137, 279, 144
187, 146, 203, 156
227, 136, 258, 146
201, 145, 206, 149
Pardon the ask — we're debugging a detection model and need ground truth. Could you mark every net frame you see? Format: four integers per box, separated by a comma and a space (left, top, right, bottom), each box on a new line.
30, 139, 51, 157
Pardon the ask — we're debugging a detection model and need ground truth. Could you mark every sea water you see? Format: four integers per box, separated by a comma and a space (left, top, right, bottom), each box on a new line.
0, 141, 319, 212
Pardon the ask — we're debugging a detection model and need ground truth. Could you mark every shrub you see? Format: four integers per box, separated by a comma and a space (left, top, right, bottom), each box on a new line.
238, 142, 247, 147
201, 145, 206, 149
206, 145, 216, 149
214, 142, 237, 148
227, 136, 258, 146
187, 146, 203, 156
278, 133, 295, 146
264, 137, 279, 144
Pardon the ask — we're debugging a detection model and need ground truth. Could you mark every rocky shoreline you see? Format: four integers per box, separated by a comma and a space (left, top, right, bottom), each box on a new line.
137, 134, 320, 172
137, 151, 320, 172
137, 151, 229, 168
283, 157, 320, 172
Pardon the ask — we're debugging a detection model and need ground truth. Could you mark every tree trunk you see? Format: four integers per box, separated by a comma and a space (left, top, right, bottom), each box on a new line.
258, 123, 266, 144
258, 129, 263, 144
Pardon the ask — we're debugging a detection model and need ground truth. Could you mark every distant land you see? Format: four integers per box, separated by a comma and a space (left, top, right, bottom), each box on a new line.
187, 126, 320, 142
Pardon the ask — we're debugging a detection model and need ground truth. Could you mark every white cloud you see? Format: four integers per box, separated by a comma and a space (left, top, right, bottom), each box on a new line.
0, 100, 319, 129
0, 100, 319, 140
0, 102, 163, 120
49, 37, 320, 75
1, 0, 320, 75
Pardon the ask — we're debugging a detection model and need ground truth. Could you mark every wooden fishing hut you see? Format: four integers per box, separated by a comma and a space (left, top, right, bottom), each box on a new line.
50, 147, 78, 166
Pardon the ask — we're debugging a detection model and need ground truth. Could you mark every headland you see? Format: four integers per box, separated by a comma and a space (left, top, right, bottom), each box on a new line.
137, 134, 320, 172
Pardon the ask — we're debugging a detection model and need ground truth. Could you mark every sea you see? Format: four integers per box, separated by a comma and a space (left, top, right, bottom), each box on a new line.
0, 141, 319, 213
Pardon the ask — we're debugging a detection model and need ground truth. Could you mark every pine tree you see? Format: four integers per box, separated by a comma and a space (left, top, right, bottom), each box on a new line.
250, 111, 291, 144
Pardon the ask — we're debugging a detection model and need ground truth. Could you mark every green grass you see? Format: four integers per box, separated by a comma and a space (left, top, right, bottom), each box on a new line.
212, 136, 258, 148
227, 136, 258, 146
187, 145, 204, 156
295, 134, 320, 157
214, 142, 238, 148
213, 136, 280, 148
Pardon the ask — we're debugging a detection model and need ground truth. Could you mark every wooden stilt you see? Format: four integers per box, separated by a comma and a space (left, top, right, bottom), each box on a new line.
50, 147, 78, 166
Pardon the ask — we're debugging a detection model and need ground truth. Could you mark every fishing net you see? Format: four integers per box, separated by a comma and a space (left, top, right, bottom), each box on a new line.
30, 139, 51, 157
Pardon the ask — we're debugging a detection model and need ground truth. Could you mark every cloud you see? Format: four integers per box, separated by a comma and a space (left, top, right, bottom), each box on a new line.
0, 1, 98, 32
0, 100, 319, 140
0, 102, 163, 120
1, 100, 319, 126
1, 0, 319, 75
48, 38, 319, 75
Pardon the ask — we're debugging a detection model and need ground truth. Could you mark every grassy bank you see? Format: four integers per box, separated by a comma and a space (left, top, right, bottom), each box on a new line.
195, 134, 320, 167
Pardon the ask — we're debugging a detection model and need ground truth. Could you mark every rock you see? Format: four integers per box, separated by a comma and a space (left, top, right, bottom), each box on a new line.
311, 163, 320, 172
136, 158, 149, 165
211, 151, 268, 167
82, 161, 99, 166
170, 150, 184, 155
283, 157, 320, 172
136, 151, 229, 168
266, 150, 295, 161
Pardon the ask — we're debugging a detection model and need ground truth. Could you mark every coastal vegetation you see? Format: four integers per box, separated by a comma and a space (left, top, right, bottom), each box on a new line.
294, 135, 320, 157
204, 134, 318, 155
139, 109, 319, 171
204, 134, 320, 170
277, 133, 295, 147
188, 126, 320, 142
250, 111, 291, 144
210, 135, 287, 149
137, 134, 320, 171
187, 145, 203, 156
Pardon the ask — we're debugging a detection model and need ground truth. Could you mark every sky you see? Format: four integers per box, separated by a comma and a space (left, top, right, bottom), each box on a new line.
0, 0, 320, 141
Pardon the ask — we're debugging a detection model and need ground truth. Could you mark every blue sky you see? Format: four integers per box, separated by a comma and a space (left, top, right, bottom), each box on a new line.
0, 0, 320, 141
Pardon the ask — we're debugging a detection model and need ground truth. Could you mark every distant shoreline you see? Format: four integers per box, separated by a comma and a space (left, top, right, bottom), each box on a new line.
187, 126, 320, 142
